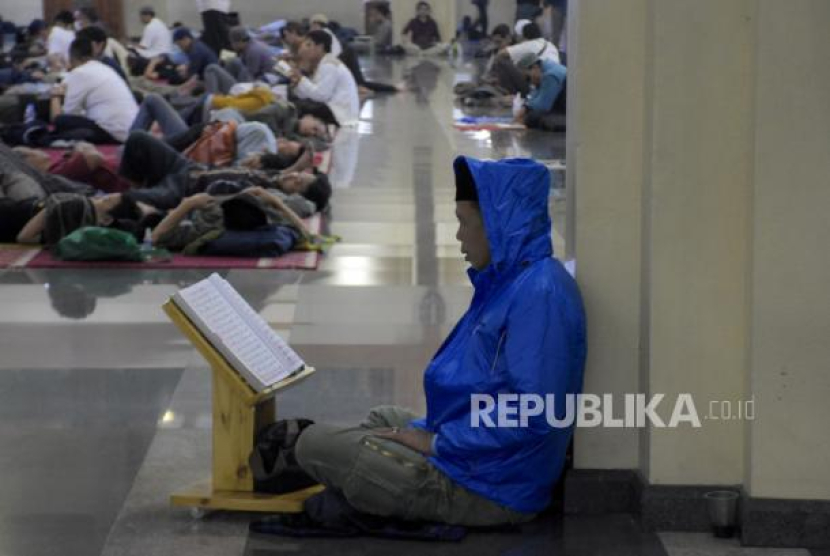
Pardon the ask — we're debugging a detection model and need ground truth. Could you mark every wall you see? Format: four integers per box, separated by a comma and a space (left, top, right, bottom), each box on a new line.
746, 0, 830, 500
643, 0, 753, 486
570, 0, 646, 472
1, 5, 43, 26
573, 0, 830, 500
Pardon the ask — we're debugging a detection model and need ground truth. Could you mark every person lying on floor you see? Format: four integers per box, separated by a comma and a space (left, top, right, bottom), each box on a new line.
14, 143, 133, 193
513, 53, 566, 131
0, 140, 94, 198
49, 37, 138, 144
147, 185, 309, 255
119, 130, 325, 210
7, 192, 153, 245
293, 156, 586, 526
130, 93, 332, 148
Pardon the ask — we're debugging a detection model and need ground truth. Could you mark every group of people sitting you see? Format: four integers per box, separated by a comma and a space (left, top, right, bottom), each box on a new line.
0, 9, 370, 258
455, 18, 567, 131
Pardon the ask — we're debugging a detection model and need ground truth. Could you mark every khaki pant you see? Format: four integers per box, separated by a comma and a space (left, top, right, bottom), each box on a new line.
295, 405, 535, 527
403, 43, 450, 56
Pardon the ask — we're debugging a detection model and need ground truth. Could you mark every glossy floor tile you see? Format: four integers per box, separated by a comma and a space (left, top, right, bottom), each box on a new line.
0, 55, 605, 556
243, 513, 668, 556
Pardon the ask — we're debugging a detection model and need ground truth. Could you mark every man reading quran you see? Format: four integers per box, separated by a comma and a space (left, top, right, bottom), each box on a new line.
294, 156, 587, 525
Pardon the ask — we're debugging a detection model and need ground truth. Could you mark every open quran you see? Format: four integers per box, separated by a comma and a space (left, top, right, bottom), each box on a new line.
170, 273, 305, 392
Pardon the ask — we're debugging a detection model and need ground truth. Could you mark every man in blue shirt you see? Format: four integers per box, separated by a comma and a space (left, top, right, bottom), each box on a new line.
203, 26, 276, 94
172, 27, 218, 90
295, 156, 586, 525
515, 52, 567, 131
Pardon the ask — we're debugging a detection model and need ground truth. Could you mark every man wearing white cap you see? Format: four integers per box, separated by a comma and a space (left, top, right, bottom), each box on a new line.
513, 51, 566, 131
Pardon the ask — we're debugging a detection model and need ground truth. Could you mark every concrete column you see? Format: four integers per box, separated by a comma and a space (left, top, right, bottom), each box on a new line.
746, 0, 830, 500
570, 0, 649, 471
573, 0, 830, 503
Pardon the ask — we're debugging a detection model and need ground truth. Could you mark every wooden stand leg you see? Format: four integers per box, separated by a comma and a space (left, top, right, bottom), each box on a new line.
164, 300, 322, 513
169, 368, 322, 513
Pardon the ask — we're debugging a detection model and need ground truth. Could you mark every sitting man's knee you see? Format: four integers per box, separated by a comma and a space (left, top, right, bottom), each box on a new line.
294, 423, 321, 467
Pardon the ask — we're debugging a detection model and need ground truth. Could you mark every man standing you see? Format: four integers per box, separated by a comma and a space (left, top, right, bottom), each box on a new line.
196, 0, 231, 56
50, 38, 138, 143
288, 30, 359, 126
516, 0, 542, 22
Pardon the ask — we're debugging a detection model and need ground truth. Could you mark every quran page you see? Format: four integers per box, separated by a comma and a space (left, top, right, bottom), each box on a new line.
172, 275, 304, 391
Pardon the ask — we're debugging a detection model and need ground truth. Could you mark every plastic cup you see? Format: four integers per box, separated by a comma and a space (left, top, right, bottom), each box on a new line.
703, 490, 740, 538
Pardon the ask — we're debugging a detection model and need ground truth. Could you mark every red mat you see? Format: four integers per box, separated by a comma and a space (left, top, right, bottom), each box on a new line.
0, 215, 323, 270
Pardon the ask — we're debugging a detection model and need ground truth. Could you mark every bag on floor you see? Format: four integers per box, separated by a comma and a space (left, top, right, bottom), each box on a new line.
183, 120, 237, 167
54, 226, 144, 261
249, 418, 318, 494
196, 225, 300, 258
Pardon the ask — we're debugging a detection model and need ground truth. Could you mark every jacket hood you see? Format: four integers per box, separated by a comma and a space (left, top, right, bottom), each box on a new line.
454, 156, 552, 275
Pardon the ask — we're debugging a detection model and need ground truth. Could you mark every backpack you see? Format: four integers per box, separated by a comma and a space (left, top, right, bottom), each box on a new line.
55, 226, 144, 261
183, 120, 237, 167
249, 419, 318, 494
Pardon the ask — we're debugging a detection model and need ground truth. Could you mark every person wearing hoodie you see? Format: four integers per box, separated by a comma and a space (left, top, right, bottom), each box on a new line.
295, 156, 587, 525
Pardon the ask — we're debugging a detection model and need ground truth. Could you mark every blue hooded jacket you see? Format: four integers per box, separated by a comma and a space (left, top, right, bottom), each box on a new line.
410, 156, 587, 514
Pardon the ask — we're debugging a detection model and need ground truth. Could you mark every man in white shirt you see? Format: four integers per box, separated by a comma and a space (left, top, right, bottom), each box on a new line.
289, 30, 359, 127
50, 38, 139, 144
47, 10, 76, 71
135, 6, 172, 59
309, 14, 342, 57
505, 21, 560, 65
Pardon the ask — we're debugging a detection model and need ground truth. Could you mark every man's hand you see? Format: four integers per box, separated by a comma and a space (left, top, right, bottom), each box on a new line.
288, 68, 302, 88
50, 83, 66, 97
243, 185, 274, 202
181, 193, 215, 210
374, 427, 434, 456
513, 106, 527, 124
240, 153, 263, 169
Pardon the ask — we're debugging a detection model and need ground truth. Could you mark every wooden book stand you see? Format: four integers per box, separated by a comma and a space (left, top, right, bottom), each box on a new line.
163, 300, 323, 514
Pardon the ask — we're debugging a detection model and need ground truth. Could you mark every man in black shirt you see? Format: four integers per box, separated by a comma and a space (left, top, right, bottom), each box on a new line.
402, 1, 449, 56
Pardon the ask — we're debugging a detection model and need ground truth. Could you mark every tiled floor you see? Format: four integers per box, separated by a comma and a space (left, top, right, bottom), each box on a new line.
1, 56, 818, 556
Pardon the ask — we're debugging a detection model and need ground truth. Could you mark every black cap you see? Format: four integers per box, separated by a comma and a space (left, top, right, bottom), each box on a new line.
454, 158, 479, 202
